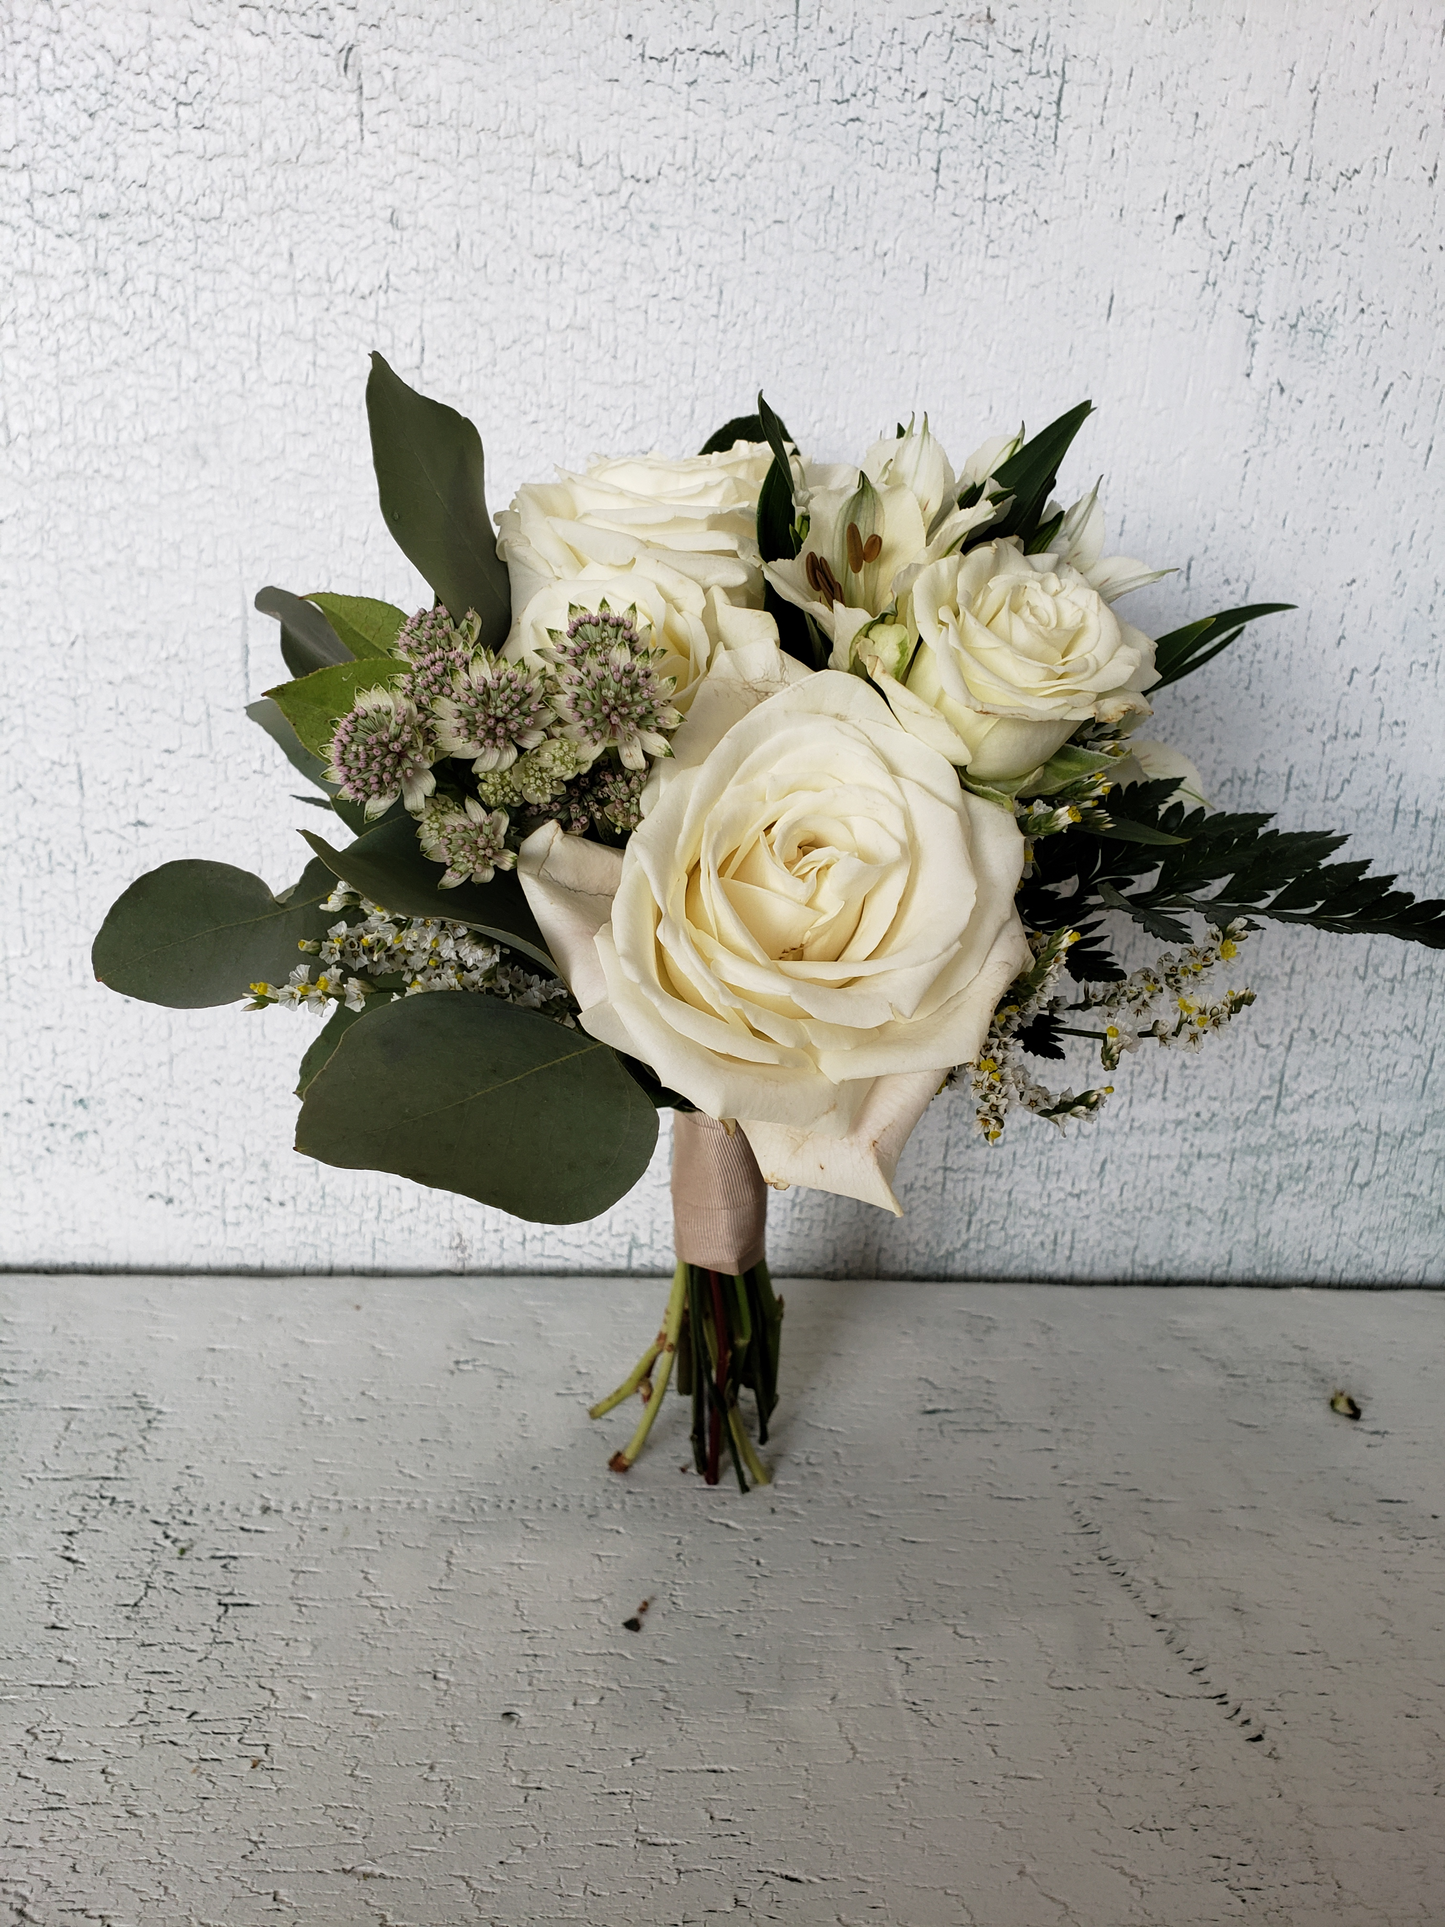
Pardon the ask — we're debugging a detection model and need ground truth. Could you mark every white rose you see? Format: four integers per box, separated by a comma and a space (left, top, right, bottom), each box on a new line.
497, 443, 773, 616
887, 536, 1158, 782
517, 643, 1030, 1213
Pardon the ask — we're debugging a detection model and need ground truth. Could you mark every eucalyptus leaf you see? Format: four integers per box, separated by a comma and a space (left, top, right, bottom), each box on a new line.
246, 696, 338, 793
698, 413, 767, 455
366, 351, 511, 647
296, 999, 370, 1096
264, 658, 407, 761
301, 817, 556, 970
93, 857, 338, 1009
254, 586, 353, 676
296, 994, 658, 1223
306, 593, 407, 660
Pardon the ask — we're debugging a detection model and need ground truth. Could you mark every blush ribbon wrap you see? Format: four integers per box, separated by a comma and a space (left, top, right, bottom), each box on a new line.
670, 1112, 768, 1275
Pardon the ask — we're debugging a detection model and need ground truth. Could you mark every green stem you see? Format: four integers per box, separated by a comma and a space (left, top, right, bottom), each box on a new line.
588, 1263, 685, 1420
600, 1263, 687, 1473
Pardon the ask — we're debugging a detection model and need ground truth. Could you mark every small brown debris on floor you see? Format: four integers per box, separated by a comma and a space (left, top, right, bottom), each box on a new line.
1330, 1389, 1363, 1420
622, 1598, 652, 1632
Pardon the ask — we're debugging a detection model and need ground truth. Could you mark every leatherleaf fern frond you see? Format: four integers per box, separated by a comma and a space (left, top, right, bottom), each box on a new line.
1017, 776, 1445, 980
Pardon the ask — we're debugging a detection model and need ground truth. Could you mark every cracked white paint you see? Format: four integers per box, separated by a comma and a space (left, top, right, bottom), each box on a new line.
1, 3, 1442, 1279
3, 1275, 1443, 1922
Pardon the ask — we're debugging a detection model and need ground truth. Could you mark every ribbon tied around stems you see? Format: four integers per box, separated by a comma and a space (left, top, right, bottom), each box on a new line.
670, 1110, 767, 1274
588, 1109, 783, 1489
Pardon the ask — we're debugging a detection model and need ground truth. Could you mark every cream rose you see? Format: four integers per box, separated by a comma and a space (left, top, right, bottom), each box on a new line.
517, 644, 1030, 1213
497, 443, 773, 616
888, 536, 1158, 782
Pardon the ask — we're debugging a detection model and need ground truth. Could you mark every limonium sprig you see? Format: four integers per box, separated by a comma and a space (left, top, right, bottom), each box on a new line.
245, 889, 575, 1021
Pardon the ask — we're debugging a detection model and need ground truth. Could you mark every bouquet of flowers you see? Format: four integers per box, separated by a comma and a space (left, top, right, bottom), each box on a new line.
94, 357, 1444, 1490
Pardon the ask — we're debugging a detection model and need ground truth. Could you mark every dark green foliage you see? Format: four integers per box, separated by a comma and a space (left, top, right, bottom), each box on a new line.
1020, 775, 1445, 978
295, 993, 659, 1223
300, 818, 556, 971
698, 413, 767, 455
1150, 603, 1295, 691
365, 352, 512, 646
982, 401, 1093, 546
93, 858, 337, 1008
254, 586, 352, 677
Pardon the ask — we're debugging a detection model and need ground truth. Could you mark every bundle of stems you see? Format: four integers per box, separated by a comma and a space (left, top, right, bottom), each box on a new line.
589, 1261, 784, 1489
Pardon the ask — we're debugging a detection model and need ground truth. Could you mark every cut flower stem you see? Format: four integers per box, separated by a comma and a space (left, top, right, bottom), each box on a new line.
591, 1258, 783, 1490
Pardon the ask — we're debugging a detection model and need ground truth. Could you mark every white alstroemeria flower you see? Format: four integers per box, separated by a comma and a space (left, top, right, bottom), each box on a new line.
517, 640, 1029, 1214
863, 416, 957, 527
956, 429, 1023, 494
1112, 739, 1210, 810
892, 536, 1158, 782
769, 426, 1005, 674
1052, 480, 1171, 603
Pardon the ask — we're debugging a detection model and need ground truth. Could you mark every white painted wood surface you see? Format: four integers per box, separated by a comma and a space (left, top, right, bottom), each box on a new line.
2, 3, 1442, 1279
3, 1276, 1442, 1924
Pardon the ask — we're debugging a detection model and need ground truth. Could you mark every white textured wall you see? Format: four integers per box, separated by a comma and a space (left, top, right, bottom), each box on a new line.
2, 1, 1441, 1280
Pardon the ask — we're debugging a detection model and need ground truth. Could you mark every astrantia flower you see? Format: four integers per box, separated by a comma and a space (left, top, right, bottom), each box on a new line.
553, 615, 681, 770
395, 604, 482, 710
325, 687, 437, 818
431, 653, 554, 772
416, 796, 516, 887
555, 758, 649, 837
548, 604, 644, 666
476, 737, 590, 811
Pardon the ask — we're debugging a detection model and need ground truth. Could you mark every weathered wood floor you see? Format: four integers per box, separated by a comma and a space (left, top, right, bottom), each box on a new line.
2, 1278, 1441, 1925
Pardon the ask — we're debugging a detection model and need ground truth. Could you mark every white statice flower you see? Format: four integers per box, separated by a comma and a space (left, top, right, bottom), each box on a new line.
515, 640, 1030, 1214
878, 536, 1158, 782
247, 897, 575, 1022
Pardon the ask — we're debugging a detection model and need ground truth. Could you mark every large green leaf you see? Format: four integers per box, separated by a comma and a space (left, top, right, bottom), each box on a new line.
306, 593, 407, 660
246, 696, 338, 792
263, 658, 408, 761
985, 401, 1093, 544
93, 858, 338, 1008
1149, 602, 1295, 690
698, 413, 766, 455
300, 817, 556, 970
296, 999, 370, 1096
296, 993, 658, 1223
366, 352, 512, 648
254, 585, 353, 676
